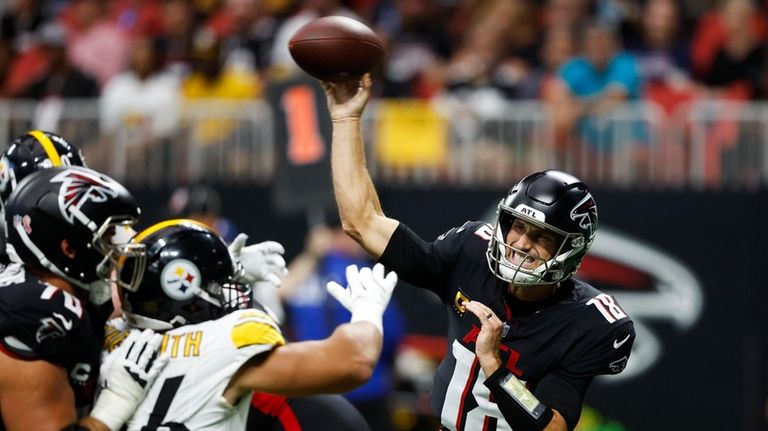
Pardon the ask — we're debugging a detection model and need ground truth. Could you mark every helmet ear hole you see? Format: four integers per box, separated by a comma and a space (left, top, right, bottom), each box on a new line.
571, 236, 585, 249
60, 239, 76, 258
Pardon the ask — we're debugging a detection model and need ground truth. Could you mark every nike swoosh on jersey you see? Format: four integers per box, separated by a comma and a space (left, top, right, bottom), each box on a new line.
53, 312, 73, 330
613, 333, 631, 349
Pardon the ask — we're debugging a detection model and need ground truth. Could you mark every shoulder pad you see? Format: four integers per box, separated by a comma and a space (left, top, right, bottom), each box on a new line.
229, 309, 285, 350
0, 278, 89, 364
563, 318, 635, 377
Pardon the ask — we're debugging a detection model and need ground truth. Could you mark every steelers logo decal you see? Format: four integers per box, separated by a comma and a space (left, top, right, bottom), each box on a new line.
160, 259, 201, 300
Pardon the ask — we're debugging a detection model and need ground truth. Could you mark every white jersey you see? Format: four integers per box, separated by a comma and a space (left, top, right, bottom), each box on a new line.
113, 309, 285, 431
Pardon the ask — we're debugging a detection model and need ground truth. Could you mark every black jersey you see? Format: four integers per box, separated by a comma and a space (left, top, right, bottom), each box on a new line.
0, 263, 111, 409
379, 221, 635, 430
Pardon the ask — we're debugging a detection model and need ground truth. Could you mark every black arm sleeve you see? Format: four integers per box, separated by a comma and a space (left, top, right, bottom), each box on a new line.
534, 372, 593, 430
484, 368, 554, 431
378, 222, 448, 298
484, 368, 591, 431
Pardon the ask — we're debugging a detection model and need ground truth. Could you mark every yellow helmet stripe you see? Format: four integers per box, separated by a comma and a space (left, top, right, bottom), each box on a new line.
27, 130, 62, 166
132, 218, 210, 244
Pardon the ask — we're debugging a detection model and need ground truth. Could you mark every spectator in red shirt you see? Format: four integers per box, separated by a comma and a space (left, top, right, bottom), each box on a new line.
691, 0, 768, 95
700, 0, 765, 97
65, 0, 131, 86
19, 22, 99, 99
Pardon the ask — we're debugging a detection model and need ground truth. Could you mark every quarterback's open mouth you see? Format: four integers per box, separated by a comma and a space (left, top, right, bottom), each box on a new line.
507, 251, 538, 268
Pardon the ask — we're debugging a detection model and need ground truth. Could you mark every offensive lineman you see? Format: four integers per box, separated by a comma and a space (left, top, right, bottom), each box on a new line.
321, 74, 635, 430
0, 167, 165, 430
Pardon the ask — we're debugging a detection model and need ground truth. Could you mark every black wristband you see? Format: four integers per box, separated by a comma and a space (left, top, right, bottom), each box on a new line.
484, 367, 554, 431
60, 424, 90, 431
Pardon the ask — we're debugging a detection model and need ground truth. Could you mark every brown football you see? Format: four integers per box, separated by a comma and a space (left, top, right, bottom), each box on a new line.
288, 16, 384, 82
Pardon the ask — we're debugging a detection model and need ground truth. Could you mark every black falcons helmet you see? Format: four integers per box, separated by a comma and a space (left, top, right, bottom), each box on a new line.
487, 169, 598, 285
0, 130, 86, 204
122, 220, 251, 331
5, 166, 145, 297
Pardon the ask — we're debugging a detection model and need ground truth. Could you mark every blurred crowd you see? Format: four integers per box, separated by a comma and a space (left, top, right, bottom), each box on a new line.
2, 0, 768, 172
4, 0, 768, 100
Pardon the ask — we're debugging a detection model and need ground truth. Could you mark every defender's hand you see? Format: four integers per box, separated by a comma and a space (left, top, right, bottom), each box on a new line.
90, 329, 167, 430
229, 233, 288, 287
326, 263, 397, 333
321, 74, 372, 121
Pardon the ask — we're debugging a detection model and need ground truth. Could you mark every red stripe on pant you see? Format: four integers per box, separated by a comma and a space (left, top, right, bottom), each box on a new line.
251, 392, 302, 431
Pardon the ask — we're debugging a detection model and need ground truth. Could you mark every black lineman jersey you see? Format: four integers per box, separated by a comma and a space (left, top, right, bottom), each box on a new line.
0, 264, 110, 410
379, 221, 635, 430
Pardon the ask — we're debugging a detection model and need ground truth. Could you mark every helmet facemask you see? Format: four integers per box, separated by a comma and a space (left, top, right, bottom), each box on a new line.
122, 279, 251, 331
94, 217, 146, 293
487, 201, 587, 286
215, 280, 252, 312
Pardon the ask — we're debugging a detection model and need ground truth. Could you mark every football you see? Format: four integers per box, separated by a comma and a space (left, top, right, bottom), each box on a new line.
288, 16, 384, 82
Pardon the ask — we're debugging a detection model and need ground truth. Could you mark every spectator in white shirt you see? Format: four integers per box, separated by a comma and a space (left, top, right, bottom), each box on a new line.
100, 36, 180, 139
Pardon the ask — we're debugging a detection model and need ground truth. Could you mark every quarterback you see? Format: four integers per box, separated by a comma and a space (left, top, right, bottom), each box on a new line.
322, 74, 635, 431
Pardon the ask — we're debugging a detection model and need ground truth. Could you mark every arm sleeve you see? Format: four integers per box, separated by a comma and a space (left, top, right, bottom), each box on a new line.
377, 222, 470, 301
533, 372, 592, 430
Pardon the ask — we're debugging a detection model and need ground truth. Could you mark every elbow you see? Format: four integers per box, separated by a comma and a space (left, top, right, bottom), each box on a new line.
339, 220, 364, 244
337, 201, 379, 241
345, 332, 379, 386
345, 358, 375, 387
332, 324, 381, 389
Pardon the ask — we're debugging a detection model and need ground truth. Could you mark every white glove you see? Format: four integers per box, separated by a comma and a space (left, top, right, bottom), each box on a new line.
229, 233, 288, 286
326, 263, 397, 333
90, 329, 167, 431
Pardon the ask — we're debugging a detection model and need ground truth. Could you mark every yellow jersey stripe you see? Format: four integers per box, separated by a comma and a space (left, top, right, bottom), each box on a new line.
231, 321, 285, 349
27, 130, 62, 166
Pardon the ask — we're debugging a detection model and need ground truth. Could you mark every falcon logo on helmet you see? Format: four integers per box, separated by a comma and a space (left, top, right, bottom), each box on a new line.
570, 194, 598, 241
51, 170, 119, 224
